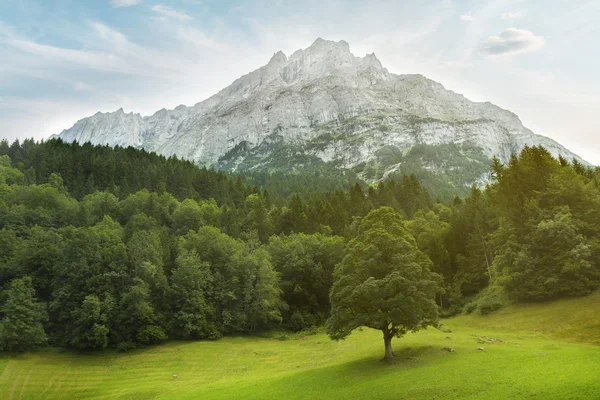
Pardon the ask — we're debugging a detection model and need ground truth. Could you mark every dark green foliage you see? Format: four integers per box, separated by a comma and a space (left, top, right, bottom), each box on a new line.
406, 206, 453, 307
464, 285, 511, 315
373, 143, 492, 202
327, 207, 441, 360
240, 170, 357, 199
172, 226, 284, 338
0, 137, 597, 353
1, 138, 245, 203
0, 155, 25, 185
267, 233, 344, 324
116, 278, 167, 345
289, 312, 305, 332
489, 147, 600, 301
69, 295, 113, 349
0, 276, 48, 351
243, 194, 273, 243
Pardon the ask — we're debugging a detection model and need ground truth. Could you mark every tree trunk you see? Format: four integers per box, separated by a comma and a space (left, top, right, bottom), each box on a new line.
477, 226, 492, 282
383, 330, 394, 361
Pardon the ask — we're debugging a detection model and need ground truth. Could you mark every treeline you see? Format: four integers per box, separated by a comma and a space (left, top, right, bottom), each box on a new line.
0, 138, 357, 203
0, 167, 340, 351
0, 139, 599, 352
1, 138, 245, 203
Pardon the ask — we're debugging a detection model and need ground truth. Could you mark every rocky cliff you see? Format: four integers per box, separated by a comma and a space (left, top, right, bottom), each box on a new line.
55, 38, 586, 191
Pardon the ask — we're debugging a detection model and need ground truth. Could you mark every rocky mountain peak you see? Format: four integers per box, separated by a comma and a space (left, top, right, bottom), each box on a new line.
273, 39, 386, 86
268, 50, 288, 65
305, 37, 351, 56
55, 38, 588, 189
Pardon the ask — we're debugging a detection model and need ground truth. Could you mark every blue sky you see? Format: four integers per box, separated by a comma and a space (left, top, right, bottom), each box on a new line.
1, 0, 599, 164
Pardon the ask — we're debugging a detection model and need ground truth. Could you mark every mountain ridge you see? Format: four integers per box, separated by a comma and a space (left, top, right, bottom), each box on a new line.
54, 38, 588, 190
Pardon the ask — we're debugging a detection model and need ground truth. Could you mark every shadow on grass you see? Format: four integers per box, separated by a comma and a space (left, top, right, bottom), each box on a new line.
180, 346, 457, 400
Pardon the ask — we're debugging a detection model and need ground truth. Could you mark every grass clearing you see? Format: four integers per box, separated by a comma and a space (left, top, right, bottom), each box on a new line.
454, 290, 600, 345
1, 292, 598, 399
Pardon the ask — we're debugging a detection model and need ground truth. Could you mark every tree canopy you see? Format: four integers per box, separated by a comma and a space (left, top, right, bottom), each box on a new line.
1, 139, 598, 354
327, 207, 440, 361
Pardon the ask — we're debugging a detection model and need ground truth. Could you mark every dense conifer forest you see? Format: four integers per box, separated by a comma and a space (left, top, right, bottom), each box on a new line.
0, 138, 599, 352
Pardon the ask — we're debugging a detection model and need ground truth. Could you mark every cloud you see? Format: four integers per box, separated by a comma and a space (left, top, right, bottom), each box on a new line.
0, 21, 198, 81
501, 10, 526, 20
151, 5, 192, 21
111, 0, 141, 7
91, 22, 129, 47
441, 60, 470, 68
460, 14, 474, 22
175, 26, 221, 50
5, 37, 126, 72
73, 81, 91, 91
480, 28, 545, 56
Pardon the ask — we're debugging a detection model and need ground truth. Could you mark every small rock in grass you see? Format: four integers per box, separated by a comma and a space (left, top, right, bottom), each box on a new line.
242, 366, 247, 369
445, 336, 452, 340
173, 374, 178, 379
478, 347, 485, 351
442, 347, 454, 352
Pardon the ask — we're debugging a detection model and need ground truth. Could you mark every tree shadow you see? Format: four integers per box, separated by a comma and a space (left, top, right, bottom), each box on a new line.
186, 345, 452, 400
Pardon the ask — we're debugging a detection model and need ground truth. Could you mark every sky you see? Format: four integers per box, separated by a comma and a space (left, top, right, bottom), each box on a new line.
1, 0, 599, 164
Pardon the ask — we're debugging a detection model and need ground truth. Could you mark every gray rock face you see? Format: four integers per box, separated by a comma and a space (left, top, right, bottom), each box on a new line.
55, 38, 586, 180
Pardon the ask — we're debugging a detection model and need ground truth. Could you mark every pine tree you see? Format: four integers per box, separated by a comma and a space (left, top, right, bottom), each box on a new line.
491, 156, 504, 181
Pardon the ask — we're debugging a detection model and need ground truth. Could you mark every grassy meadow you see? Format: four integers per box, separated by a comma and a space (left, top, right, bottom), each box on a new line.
1, 292, 598, 400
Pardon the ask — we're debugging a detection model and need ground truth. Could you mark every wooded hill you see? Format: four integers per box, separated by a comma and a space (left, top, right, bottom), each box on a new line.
0, 138, 598, 351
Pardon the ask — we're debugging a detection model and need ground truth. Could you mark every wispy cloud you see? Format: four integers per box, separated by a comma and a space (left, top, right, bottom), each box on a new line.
151, 5, 192, 21
175, 26, 221, 50
111, 0, 142, 8
0, 21, 198, 80
480, 28, 545, 56
501, 10, 527, 20
441, 60, 471, 68
5, 37, 125, 72
460, 14, 474, 22
73, 81, 91, 91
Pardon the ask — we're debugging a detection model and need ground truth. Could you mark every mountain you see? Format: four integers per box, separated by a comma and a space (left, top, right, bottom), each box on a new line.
55, 38, 587, 195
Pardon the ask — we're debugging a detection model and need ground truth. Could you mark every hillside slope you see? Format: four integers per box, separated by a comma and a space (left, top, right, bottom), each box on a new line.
1, 292, 598, 399
453, 291, 600, 345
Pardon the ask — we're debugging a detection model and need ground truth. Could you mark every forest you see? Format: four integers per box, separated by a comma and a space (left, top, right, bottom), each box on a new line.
0, 138, 599, 352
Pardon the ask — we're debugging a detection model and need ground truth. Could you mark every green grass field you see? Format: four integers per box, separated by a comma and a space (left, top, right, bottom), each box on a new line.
1, 292, 599, 400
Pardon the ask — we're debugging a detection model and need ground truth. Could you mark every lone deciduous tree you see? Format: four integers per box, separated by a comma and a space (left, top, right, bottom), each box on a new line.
326, 207, 440, 361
